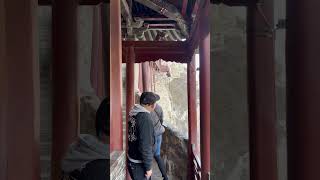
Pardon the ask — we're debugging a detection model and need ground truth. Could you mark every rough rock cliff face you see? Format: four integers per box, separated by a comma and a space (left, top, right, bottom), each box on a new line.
153, 63, 190, 179
161, 126, 188, 180
154, 63, 189, 137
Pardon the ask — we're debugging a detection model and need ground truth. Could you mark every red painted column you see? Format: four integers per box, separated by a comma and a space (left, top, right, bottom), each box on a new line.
0, 1, 7, 178
1, 0, 40, 179
187, 56, 198, 179
126, 47, 135, 118
150, 64, 153, 91
110, 0, 123, 151
286, 1, 320, 180
138, 64, 144, 92
51, 0, 79, 179
199, 1, 211, 179
247, 1, 278, 180
142, 62, 151, 92
126, 46, 135, 180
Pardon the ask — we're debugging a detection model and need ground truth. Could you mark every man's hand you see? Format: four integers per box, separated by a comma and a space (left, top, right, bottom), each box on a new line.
145, 169, 152, 179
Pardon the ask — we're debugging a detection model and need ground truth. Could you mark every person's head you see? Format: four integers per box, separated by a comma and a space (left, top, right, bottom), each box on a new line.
95, 97, 109, 142
139, 92, 160, 112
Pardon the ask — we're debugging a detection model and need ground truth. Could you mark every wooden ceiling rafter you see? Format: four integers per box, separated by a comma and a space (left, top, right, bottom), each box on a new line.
38, 0, 110, 5
121, 0, 134, 37
186, 0, 211, 58
122, 41, 191, 63
134, 0, 189, 38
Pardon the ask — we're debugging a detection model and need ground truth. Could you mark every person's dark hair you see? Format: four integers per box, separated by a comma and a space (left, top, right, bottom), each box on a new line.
95, 97, 109, 137
140, 92, 160, 105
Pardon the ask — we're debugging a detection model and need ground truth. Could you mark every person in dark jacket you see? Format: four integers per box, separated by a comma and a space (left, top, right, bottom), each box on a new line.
61, 98, 109, 180
127, 92, 160, 180
150, 103, 168, 180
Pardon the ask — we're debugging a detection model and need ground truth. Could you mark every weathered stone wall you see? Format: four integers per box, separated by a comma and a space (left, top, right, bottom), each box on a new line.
150, 63, 190, 178
78, 6, 95, 97
210, 4, 250, 180
274, 0, 287, 180
39, 6, 53, 180
154, 63, 189, 137
161, 126, 188, 180
210, 1, 287, 180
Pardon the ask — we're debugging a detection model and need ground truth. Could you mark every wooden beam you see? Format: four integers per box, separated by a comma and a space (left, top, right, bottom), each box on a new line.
286, 1, 320, 180
79, 0, 109, 5
181, 0, 188, 17
38, 0, 110, 5
247, 0, 278, 180
187, 0, 208, 57
121, 0, 134, 36
210, 0, 253, 6
3, 0, 41, 179
199, 1, 211, 178
110, 0, 123, 152
135, 0, 189, 37
51, 0, 79, 179
123, 40, 188, 48
122, 41, 190, 63
187, 56, 197, 179
38, 0, 52, 5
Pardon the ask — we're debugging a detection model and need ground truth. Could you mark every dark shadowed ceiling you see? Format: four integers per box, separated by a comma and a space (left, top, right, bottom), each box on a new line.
121, 0, 198, 41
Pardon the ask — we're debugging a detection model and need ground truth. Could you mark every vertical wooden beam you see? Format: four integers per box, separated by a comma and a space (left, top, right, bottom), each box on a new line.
126, 46, 135, 180
150, 63, 154, 91
101, 3, 110, 97
110, 0, 123, 151
286, 1, 320, 180
127, 46, 135, 113
138, 63, 144, 92
187, 56, 198, 179
199, 1, 210, 179
247, 1, 278, 180
181, 0, 188, 17
2, 0, 40, 179
51, 0, 79, 179
0, 0, 7, 178
142, 62, 151, 92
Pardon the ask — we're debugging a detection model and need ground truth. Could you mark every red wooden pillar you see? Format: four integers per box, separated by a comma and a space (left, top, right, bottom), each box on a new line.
90, 4, 104, 98
138, 64, 144, 92
126, 46, 135, 180
110, 0, 123, 151
0, 1, 7, 178
142, 62, 151, 92
1, 0, 40, 179
187, 55, 198, 179
247, 1, 278, 180
199, 1, 211, 179
51, 0, 79, 179
150, 64, 153, 91
126, 47, 135, 119
286, 1, 320, 180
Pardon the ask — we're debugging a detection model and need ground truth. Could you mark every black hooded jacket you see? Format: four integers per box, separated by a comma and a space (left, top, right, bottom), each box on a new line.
127, 104, 154, 171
